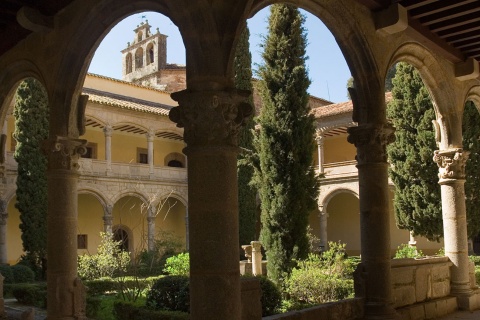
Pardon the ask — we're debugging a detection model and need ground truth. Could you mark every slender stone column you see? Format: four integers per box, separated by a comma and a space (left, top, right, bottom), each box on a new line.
433, 149, 473, 307
318, 206, 328, 252
170, 89, 252, 320
45, 136, 87, 320
147, 131, 154, 176
347, 122, 397, 319
251, 241, 262, 276
103, 205, 113, 234
147, 206, 156, 251
103, 126, 112, 175
315, 130, 325, 174
0, 199, 8, 264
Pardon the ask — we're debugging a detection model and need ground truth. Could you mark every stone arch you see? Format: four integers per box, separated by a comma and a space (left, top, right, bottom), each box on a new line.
321, 187, 359, 210
84, 114, 108, 128
164, 152, 186, 168
112, 121, 149, 135
388, 42, 463, 148
125, 53, 133, 74
134, 47, 144, 70
146, 42, 155, 64
111, 190, 149, 206
465, 85, 480, 112
78, 187, 109, 209
155, 191, 188, 208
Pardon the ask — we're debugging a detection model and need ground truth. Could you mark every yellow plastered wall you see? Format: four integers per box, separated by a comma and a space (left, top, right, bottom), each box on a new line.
81, 127, 106, 160
111, 133, 147, 163
323, 135, 356, 164
6, 197, 23, 264
77, 194, 104, 255
113, 196, 148, 253
155, 198, 186, 247
154, 140, 185, 166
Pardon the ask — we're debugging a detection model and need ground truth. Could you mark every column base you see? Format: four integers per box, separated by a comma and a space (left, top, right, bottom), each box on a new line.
455, 289, 480, 311
363, 303, 400, 320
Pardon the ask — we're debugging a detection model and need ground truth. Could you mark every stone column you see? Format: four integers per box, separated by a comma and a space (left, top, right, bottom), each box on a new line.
347, 122, 397, 319
147, 131, 154, 176
0, 199, 7, 264
103, 204, 113, 234
433, 148, 474, 308
185, 206, 189, 251
170, 89, 252, 320
45, 136, 87, 320
147, 206, 156, 251
103, 126, 112, 175
315, 130, 325, 174
318, 206, 328, 252
251, 241, 262, 276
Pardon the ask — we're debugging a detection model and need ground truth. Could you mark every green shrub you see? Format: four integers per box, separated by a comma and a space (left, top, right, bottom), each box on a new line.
86, 296, 103, 319
0, 265, 14, 284
146, 276, 190, 313
163, 253, 189, 276
11, 264, 35, 283
475, 266, 480, 285
394, 244, 424, 259
85, 276, 163, 296
11, 283, 47, 308
114, 300, 189, 320
469, 255, 480, 266
258, 276, 282, 316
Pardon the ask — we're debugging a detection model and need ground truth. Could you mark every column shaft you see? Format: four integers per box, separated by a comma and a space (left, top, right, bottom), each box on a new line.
103, 205, 113, 234
147, 132, 154, 175
147, 209, 156, 251
0, 200, 7, 264
104, 126, 112, 174
319, 210, 328, 252
316, 131, 324, 174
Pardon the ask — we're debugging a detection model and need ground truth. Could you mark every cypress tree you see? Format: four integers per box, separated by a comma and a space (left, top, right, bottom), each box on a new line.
253, 4, 318, 285
235, 26, 257, 249
462, 101, 480, 239
13, 78, 49, 277
386, 62, 443, 241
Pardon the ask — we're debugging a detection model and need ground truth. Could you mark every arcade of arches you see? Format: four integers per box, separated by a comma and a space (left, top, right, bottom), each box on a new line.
0, 1, 480, 319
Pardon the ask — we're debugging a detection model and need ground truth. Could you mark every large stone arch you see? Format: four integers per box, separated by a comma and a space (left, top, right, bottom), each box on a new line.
465, 85, 480, 112
77, 187, 109, 209
320, 187, 359, 210
111, 190, 150, 206
155, 191, 188, 208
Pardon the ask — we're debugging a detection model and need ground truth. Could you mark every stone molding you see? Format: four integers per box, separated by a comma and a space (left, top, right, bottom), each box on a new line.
347, 123, 395, 164
433, 148, 469, 181
45, 136, 88, 171
169, 89, 253, 147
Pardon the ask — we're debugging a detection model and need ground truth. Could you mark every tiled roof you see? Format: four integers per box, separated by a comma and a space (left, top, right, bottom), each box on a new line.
83, 88, 172, 116
312, 92, 393, 119
87, 73, 171, 94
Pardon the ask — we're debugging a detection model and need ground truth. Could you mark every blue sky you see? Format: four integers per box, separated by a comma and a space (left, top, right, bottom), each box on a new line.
88, 9, 351, 103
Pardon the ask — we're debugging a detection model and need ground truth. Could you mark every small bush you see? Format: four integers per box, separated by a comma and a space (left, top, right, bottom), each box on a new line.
469, 255, 480, 266
86, 296, 103, 319
258, 276, 282, 316
114, 301, 189, 320
11, 264, 35, 283
85, 276, 163, 296
163, 253, 189, 276
394, 244, 424, 259
0, 265, 15, 284
11, 283, 47, 308
146, 276, 190, 313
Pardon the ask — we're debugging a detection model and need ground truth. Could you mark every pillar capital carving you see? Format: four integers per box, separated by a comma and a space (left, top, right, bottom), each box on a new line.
433, 148, 469, 181
315, 130, 324, 146
169, 89, 253, 147
44, 136, 87, 171
146, 131, 155, 142
347, 123, 395, 164
103, 125, 113, 137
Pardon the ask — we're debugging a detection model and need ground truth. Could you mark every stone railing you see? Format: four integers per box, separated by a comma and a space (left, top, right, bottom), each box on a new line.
78, 158, 187, 182
320, 160, 357, 179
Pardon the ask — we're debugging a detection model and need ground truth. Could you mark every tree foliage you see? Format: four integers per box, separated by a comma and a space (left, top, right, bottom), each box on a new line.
462, 101, 480, 239
235, 26, 257, 248
253, 4, 318, 285
386, 62, 443, 241
13, 78, 49, 277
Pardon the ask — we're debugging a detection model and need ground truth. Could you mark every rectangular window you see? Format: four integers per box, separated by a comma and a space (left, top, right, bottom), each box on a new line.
137, 147, 148, 164
77, 234, 88, 249
81, 143, 97, 159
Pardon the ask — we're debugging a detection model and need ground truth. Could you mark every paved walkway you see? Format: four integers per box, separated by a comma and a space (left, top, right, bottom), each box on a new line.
4, 299, 46, 320
437, 310, 480, 319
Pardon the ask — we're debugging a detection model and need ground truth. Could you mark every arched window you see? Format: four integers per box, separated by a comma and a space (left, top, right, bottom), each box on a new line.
113, 228, 129, 252
137, 31, 143, 42
168, 160, 183, 167
125, 53, 132, 74
146, 43, 154, 64
135, 47, 143, 69
164, 152, 186, 168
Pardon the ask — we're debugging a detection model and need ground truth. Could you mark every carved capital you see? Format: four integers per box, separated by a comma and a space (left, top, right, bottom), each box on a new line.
169, 89, 253, 147
103, 125, 113, 137
315, 130, 324, 146
44, 136, 87, 171
433, 148, 469, 180
347, 123, 395, 164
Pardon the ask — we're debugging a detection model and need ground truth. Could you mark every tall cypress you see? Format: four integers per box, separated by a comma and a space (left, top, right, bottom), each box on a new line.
253, 4, 318, 285
462, 101, 480, 239
386, 62, 443, 241
13, 78, 49, 277
235, 26, 257, 249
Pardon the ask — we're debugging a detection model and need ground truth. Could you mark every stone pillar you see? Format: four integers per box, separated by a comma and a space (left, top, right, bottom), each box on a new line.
170, 89, 252, 320
251, 241, 262, 276
45, 136, 87, 320
103, 126, 112, 175
147, 206, 156, 251
0, 199, 7, 264
103, 205, 113, 234
185, 206, 189, 251
318, 206, 328, 252
315, 130, 325, 174
347, 122, 397, 319
433, 148, 474, 307
147, 131, 154, 176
